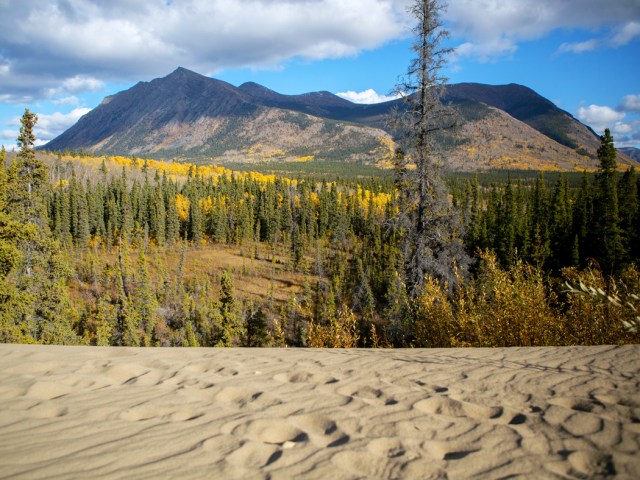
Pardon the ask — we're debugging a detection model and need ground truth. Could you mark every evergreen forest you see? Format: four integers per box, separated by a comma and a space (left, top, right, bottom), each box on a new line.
1, 110, 639, 348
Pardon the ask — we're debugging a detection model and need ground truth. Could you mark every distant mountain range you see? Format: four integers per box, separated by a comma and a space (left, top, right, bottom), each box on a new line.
45, 67, 638, 171
620, 147, 640, 162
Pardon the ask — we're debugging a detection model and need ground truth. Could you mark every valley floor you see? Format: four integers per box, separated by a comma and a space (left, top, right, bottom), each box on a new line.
1, 344, 639, 478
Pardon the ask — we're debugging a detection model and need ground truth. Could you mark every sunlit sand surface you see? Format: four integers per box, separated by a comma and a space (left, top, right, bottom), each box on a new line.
1, 344, 639, 479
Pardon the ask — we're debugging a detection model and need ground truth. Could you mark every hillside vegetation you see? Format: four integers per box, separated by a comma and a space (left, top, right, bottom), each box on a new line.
2, 125, 639, 347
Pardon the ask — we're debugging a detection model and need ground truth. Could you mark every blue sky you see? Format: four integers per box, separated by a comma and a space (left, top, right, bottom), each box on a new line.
1, 0, 639, 150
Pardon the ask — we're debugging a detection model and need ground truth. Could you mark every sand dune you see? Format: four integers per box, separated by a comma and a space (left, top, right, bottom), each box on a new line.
0, 344, 639, 479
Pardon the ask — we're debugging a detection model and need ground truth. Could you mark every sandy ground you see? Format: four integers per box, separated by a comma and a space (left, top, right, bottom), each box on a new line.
0, 344, 639, 479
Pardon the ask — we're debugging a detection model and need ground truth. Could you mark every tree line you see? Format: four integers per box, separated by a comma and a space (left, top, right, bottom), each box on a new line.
457, 129, 639, 275
1, 110, 639, 347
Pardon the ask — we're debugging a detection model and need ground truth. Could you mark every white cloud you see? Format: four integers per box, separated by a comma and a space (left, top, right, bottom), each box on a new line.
336, 89, 401, 104
61, 75, 104, 94
45, 75, 105, 101
613, 120, 640, 148
619, 94, 640, 114
53, 96, 81, 106
611, 21, 640, 46
0, 129, 17, 149
445, 0, 640, 61
576, 103, 640, 148
0, 0, 410, 100
556, 39, 599, 55
613, 122, 633, 135
577, 104, 626, 132
1, 108, 91, 147
36, 108, 91, 142
454, 38, 517, 62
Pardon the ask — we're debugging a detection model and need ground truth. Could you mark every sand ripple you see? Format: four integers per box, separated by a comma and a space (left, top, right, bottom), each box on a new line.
0, 344, 639, 479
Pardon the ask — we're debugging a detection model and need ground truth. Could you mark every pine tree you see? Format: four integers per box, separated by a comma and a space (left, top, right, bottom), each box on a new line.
8, 109, 49, 226
68, 170, 90, 245
618, 167, 638, 263
572, 171, 592, 266
150, 185, 166, 245
244, 302, 270, 347
188, 189, 203, 244
2, 110, 78, 344
393, 0, 469, 294
528, 173, 550, 268
133, 251, 159, 346
217, 270, 240, 346
496, 178, 517, 266
164, 177, 180, 245
593, 129, 623, 272
548, 175, 574, 270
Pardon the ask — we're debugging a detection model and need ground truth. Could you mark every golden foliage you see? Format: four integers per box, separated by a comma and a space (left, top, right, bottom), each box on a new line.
373, 136, 397, 169
456, 252, 559, 347
561, 266, 638, 344
307, 306, 359, 348
412, 278, 456, 347
175, 194, 190, 222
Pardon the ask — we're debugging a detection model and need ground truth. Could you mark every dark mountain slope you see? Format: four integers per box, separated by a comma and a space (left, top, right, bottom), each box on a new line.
45, 67, 637, 170
443, 83, 597, 152
46, 67, 391, 162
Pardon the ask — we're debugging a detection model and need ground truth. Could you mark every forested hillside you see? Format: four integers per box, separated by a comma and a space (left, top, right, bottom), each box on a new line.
2, 110, 639, 347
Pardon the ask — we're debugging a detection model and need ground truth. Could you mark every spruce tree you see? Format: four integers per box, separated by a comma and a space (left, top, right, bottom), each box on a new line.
217, 270, 240, 346
593, 129, 623, 272
528, 173, 550, 267
548, 175, 574, 270
618, 167, 638, 263
244, 302, 270, 347
2, 110, 78, 344
572, 171, 592, 266
393, 0, 469, 295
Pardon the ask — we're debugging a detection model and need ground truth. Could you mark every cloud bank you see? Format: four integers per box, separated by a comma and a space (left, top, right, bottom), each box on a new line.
336, 89, 401, 104
445, 0, 640, 61
0, 0, 638, 101
0, 0, 410, 102
576, 98, 640, 148
0, 108, 91, 148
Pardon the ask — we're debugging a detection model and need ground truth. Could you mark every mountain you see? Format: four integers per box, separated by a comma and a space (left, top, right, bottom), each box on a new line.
443, 83, 600, 153
46, 67, 638, 171
620, 147, 640, 162
46, 67, 391, 164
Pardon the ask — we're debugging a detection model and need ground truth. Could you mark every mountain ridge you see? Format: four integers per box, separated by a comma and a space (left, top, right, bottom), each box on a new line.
45, 67, 638, 171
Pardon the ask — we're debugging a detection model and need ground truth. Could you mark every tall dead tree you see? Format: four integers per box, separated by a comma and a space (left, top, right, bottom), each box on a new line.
394, 0, 469, 295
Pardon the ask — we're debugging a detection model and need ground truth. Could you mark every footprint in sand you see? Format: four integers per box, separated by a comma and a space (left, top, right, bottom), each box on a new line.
423, 440, 480, 461
331, 451, 403, 479
414, 396, 503, 420
226, 441, 282, 468
367, 437, 410, 459
549, 396, 604, 413
227, 418, 308, 447
5, 361, 62, 375
562, 411, 604, 437
337, 385, 397, 406
332, 444, 443, 480
26, 403, 69, 419
273, 371, 337, 385
215, 367, 239, 376
291, 414, 350, 448
100, 363, 152, 385
214, 386, 281, 409
25, 381, 74, 401
568, 450, 615, 477
119, 405, 204, 422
